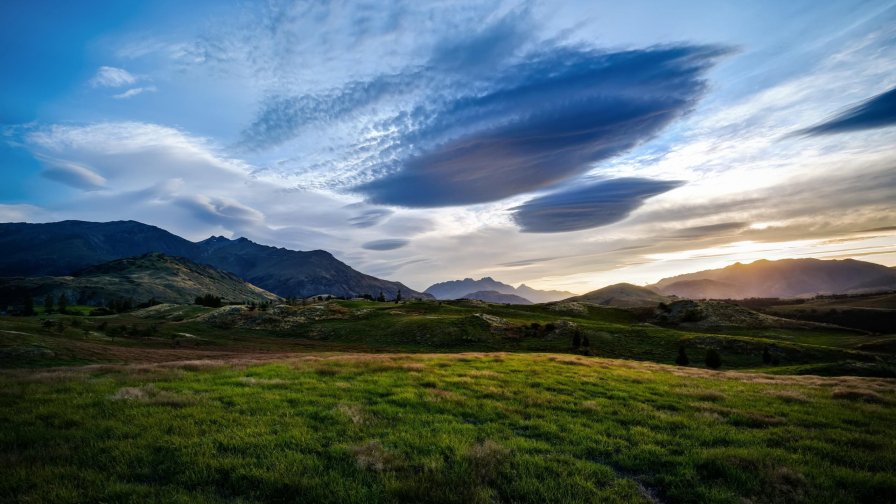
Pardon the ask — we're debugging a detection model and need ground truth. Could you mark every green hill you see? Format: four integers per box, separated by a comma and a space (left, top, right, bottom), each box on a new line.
567, 283, 670, 308
0, 253, 279, 307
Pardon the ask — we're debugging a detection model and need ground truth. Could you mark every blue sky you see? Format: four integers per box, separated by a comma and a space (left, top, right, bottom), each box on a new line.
2, 0, 895, 292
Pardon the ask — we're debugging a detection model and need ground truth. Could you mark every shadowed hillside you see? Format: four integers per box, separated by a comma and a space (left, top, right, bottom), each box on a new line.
0, 253, 279, 306
0, 221, 429, 300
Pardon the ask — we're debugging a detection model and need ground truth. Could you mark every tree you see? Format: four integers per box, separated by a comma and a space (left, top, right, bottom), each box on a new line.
43, 294, 54, 314
705, 348, 722, 369
23, 296, 35, 316
762, 346, 772, 365
395, 289, 402, 304
57, 293, 68, 315
377, 291, 386, 302
572, 330, 581, 349
675, 346, 690, 366
582, 335, 590, 348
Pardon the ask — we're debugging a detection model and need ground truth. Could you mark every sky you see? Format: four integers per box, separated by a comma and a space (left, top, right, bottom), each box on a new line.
2, 0, 895, 294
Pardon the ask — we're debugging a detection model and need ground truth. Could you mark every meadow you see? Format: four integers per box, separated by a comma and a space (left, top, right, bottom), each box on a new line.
1, 299, 895, 503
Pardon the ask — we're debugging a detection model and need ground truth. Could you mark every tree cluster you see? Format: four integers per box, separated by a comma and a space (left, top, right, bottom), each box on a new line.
195, 294, 223, 307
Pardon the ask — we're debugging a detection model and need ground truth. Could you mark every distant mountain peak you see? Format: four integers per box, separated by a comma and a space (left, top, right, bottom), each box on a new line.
652, 257, 896, 299
425, 277, 575, 303
0, 220, 431, 300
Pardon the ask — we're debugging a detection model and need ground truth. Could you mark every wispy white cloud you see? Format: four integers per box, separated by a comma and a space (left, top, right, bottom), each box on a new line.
113, 86, 157, 99
90, 66, 137, 88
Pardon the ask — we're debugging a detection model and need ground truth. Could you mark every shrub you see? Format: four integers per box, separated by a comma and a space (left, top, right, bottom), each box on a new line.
762, 346, 773, 365
705, 348, 722, 369
675, 346, 690, 366
195, 294, 223, 308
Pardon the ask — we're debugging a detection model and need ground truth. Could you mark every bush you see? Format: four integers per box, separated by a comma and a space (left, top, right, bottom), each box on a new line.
705, 349, 722, 369
762, 346, 772, 365
195, 294, 223, 308
675, 346, 690, 366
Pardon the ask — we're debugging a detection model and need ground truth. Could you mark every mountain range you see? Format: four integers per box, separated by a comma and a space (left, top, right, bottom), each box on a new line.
424, 277, 575, 303
461, 290, 533, 305
652, 258, 896, 299
0, 253, 279, 307
0, 221, 429, 300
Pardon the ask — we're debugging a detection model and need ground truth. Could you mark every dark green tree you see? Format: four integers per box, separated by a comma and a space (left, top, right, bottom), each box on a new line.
572, 330, 581, 349
395, 289, 402, 304
23, 296, 35, 316
57, 293, 68, 315
762, 346, 772, 365
43, 294, 54, 314
582, 334, 590, 348
377, 291, 386, 302
675, 346, 690, 366
705, 348, 722, 369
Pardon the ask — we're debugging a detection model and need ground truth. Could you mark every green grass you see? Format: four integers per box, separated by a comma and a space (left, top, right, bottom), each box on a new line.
1, 353, 894, 503
1, 297, 892, 374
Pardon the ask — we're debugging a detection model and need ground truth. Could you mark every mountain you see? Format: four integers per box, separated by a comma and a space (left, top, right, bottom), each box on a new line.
0, 253, 279, 307
425, 277, 575, 303
655, 279, 739, 300
513, 284, 579, 304
566, 283, 670, 308
461, 290, 532, 304
653, 258, 896, 299
0, 220, 430, 300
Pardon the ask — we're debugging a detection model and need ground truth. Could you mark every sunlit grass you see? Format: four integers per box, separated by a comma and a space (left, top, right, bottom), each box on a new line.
1, 353, 894, 503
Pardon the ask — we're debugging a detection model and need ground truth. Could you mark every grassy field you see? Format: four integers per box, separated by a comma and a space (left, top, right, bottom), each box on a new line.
2, 353, 894, 503
1, 299, 895, 502
2, 299, 893, 374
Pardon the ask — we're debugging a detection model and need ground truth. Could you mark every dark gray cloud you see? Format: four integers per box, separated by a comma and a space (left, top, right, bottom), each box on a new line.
797, 86, 896, 135
358, 45, 725, 207
361, 238, 410, 251
511, 178, 683, 233
347, 207, 393, 228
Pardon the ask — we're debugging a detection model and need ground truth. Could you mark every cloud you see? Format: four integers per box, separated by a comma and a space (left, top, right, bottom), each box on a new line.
511, 178, 683, 233
669, 222, 748, 239
357, 45, 725, 207
346, 206, 393, 228
178, 194, 265, 226
796, 86, 896, 135
362, 238, 410, 251
39, 158, 107, 190
113, 86, 158, 99
90, 66, 137, 88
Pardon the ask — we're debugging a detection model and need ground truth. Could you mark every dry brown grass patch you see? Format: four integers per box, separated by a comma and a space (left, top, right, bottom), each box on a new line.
351, 441, 398, 472
832, 387, 886, 403
468, 440, 509, 482
336, 403, 367, 425
469, 369, 499, 378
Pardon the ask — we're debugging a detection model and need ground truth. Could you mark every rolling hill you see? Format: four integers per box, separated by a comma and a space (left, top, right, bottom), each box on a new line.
0, 220, 430, 300
0, 253, 279, 307
425, 277, 575, 303
653, 258, 896, 299
566, 283, 670, 308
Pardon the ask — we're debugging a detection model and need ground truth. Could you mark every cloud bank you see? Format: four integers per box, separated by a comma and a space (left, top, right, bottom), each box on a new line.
797, 86, 896, 135
357, 46, 725, 207
511, 178, 683, 233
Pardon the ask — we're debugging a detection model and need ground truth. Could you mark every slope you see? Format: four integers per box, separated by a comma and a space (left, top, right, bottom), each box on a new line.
0, 253, 279, 306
